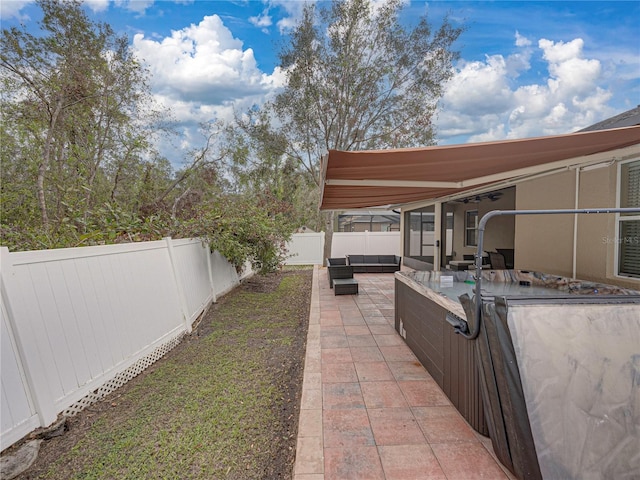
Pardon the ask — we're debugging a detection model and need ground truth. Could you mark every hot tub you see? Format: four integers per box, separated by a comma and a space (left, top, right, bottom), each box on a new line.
395, 269, 640, 479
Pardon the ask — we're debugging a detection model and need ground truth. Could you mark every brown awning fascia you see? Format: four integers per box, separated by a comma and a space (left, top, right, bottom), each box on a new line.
320, 125, 640, 210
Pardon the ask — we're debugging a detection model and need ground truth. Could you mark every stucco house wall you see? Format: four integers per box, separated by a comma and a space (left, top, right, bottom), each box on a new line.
515, 163, 639, 289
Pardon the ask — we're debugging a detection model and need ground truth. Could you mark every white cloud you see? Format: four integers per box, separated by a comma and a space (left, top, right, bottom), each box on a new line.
515, 31, 531, 47
83, 0, 110, 13
268, 0, 307, 34
112, 0, 154, 14
0, 0, 32, 19
438, 33, 615, 144
442, 56, 514, 115
132, 13, 285, 163
133, 15, 284, 103
249, 9, 272, 33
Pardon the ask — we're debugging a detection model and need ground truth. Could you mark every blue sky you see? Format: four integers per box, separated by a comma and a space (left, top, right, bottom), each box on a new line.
2, 0, 639, 163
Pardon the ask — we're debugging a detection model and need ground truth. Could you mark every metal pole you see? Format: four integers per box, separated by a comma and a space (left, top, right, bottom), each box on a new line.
456, 207, 640, 340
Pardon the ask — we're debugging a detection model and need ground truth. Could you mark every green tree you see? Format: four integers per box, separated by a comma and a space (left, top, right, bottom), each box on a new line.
177, 193, 296, 274
240, 0, 464, 258
224, 111, 321, 231
1, 0, 167, 248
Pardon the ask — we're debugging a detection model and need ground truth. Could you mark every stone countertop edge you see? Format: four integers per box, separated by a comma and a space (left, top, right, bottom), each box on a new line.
395, 271, 467, 319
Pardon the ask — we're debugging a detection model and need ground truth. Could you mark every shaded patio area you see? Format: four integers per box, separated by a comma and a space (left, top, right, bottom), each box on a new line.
294, 266, 516, 480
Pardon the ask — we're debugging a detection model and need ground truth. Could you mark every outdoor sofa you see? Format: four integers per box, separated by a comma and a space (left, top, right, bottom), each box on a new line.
346, 254, 401, 273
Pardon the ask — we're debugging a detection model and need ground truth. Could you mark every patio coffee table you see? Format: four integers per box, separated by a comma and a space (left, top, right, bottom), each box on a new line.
333, 278, 359, 295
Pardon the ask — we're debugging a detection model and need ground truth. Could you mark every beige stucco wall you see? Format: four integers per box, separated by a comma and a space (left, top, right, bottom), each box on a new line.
515, 170, 576, 276
574, 166, 616, 282
515, 163, 640, 289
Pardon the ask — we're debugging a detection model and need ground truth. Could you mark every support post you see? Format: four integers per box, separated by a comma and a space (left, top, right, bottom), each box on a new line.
164, 237, 192, 333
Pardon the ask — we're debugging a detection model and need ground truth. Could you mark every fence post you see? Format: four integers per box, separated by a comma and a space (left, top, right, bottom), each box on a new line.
164, 238, 192, 333
204, 242, 217, 304
0, 247, 57, 428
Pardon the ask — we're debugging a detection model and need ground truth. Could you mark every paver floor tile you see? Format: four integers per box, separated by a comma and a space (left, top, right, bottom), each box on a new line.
298, 408, 323, 437
367, 324, 397, 335
354, 361, 394, 382
413, 406, 478, 443
398, 380, 451, 407
431, 442, 510, 480
295, 436, 324, 475
361, 381, 408, 408
378, 444, 447, 480
321, 326, 346, 337
349, 346, 384, 362
347, 334, 378, 347
321, 347, 353, 364
322, 362, 359, 383
320, 310, 342, 320
324, 446, 385, 480
323, 409, 374, 447
341, 315, 367, 325
373, 334, 405, 347
368, 407, 426, 445
363, 315, 389, 325
300, 387, 322, 410
380, 345, 418, 362
303, 372, 321, 390
387, 360, 432, 381
344, 325, 371, 336
321, 335, 350, 349
323, 382, 366, 410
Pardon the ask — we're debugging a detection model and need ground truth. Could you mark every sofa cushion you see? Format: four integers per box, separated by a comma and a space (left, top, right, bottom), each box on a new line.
378, 255, 397, 264
348, 255, 364, 264
363, 255, 379, 263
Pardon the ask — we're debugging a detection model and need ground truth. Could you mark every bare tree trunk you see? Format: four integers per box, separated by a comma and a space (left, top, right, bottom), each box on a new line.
171, 187, 192, 220
38, 99, 64, 229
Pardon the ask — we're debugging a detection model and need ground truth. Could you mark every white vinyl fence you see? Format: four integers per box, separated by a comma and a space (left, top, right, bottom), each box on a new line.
285, 232, 325, 265
331, 232, 401, 258
0, 239, 249, 450
283, 231, 402, 265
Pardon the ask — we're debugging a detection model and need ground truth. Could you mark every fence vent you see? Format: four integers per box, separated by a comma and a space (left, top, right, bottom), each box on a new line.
62, 332, 187, 417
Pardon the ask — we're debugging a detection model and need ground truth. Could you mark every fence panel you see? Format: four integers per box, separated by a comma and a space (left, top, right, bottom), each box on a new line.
331, 231, 401, 258
210, 250, 241, 298
168, 239, 214, 325
0, 238, 239, 450
285, 233, 325, 265
1, 295, 39, 448
2, 243, 184, 424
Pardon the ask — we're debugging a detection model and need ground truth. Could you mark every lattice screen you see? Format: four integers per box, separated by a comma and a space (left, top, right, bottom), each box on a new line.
62, 332, 187, 417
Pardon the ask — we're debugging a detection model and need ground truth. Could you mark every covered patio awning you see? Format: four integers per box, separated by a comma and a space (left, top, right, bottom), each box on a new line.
320, 125, 640, 210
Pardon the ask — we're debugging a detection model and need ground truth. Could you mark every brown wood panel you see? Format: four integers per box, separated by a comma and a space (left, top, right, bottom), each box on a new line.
395, 279, 488, 435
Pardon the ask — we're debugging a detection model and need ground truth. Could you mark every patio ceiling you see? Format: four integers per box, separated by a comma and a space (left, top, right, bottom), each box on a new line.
320, 125, 640, 210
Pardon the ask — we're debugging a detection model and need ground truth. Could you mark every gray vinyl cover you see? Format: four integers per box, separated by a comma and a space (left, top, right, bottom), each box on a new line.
462, 294, 640, 480
461, 295, 542, 480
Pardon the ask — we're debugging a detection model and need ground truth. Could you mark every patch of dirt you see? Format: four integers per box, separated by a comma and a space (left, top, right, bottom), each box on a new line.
6, 268, 312, 480
241, 271, 284, 293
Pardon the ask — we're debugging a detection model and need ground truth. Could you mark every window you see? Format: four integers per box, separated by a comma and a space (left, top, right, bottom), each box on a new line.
617, 160, 640, 278
465, 210, 478, 247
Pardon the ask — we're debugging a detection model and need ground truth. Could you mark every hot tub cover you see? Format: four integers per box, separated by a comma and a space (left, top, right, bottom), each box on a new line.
461, 294, 640, 480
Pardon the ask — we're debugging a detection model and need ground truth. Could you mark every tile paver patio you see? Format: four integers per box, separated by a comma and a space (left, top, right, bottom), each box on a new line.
294, 265, 516, 480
